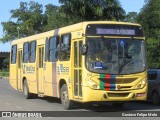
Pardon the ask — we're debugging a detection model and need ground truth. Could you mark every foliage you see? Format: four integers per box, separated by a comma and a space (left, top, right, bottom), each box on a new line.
125, 12, 138, 23
0, 0, 126, 43
59, 0, 126, 24
137, 0, 160, 38
137, 0, 160, 68
0, 72, 9, 77
43, 4, 66, 31
2, 58, 9, 69
1, 1, 45, 42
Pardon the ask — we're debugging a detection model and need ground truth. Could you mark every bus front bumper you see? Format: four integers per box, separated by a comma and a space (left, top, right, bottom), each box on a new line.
82, 86, 147, 102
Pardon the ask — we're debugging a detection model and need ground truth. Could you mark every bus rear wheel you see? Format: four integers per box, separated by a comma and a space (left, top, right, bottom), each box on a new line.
61, 84, 73, 110
23, 80, 33, 99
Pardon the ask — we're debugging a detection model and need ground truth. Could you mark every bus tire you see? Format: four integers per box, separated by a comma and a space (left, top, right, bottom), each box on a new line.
152, 92, 160, 105
23, 80, 33, 99
61, 84, 73, 110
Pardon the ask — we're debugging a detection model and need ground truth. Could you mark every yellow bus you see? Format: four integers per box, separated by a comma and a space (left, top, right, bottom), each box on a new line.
10, 21, 147, 109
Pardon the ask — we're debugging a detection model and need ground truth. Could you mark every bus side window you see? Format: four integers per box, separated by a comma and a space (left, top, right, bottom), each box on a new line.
11, 45, 17, 64
30, 41, 36, 63
59, 33, 71, 61
48, 36, 59, 62
23, 42, 29, 63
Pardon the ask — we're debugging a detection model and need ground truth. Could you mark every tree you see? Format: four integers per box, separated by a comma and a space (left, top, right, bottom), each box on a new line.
137, 0, 160, 68
2, 58, 9, 69
1, 1, 45, 42
43, 4, 66, 31
59, 0, 126, 24
125, 12, 138, 23
1, 0, 126, 43
137, 0, 160, 38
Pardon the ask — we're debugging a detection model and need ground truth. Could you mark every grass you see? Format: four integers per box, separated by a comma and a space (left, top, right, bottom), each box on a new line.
0, 72, 9, 77
0, 69, 9, 72
0, 69, 9, 77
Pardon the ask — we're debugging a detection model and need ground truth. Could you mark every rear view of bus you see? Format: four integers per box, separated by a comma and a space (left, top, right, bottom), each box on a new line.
81, 22, 147, 106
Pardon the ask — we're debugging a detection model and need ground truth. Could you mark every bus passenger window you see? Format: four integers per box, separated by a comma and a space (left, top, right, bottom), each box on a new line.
59, 34, 71, 61
23, 42, 29, 63
30, 41, 36, 63
11, 45, 17, 64
48, 36, 59, 62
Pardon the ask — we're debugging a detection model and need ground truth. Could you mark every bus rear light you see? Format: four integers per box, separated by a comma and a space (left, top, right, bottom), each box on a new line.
136, 93, 146, 97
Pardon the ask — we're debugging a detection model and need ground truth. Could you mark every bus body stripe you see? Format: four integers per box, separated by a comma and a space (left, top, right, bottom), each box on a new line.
53, 62, 57, 97
100, 74, 105, 90
54, 29, 59, 36
100, 74, 116, 90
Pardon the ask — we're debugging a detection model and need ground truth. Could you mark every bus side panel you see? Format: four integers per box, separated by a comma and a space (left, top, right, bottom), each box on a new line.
24, 63, 38, 94
10, 64, 18, 90
44, 62, 54, 96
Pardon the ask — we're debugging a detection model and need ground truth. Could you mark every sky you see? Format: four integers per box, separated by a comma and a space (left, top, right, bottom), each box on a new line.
0, 0, 145, 52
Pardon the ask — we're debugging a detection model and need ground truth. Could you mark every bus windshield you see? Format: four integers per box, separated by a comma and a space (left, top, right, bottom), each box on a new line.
86, 38, 146, 74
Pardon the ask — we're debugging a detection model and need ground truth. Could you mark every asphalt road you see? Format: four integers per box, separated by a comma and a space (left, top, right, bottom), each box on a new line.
0, 78, 159, 120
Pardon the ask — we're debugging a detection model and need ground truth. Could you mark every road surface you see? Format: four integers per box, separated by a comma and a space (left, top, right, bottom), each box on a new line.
0, 78, 159, 120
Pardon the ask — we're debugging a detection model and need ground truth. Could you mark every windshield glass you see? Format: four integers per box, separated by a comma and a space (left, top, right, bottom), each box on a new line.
86, 38, 146, 74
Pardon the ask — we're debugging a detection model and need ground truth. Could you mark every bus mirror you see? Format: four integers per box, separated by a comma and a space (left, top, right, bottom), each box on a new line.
81, 44, 88, 55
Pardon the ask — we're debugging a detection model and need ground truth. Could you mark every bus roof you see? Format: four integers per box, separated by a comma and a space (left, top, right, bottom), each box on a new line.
11, 21, 141, 45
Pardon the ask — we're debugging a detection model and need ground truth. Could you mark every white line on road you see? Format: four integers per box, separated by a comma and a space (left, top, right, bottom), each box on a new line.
15, 106, 22, 109
5, 102, 11, 105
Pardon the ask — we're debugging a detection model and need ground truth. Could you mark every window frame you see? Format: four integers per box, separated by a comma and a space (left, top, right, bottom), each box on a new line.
29, 41, 36, 63
59, 33, 71, 61
48, 36, 59, 62
23, 42, 29, 63
11, 45, 17, 64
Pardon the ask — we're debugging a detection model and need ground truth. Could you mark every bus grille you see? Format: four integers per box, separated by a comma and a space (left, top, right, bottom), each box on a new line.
108, 93, 129, 97
116, 78, 137, 84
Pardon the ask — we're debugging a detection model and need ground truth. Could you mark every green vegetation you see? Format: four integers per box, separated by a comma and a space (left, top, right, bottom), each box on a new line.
0, 72, 9, 77
0, 0, 125, 42
137, 0, 160, 68
0, 68, 9, 77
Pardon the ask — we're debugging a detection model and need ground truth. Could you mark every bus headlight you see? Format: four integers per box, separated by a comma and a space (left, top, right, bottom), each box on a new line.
136, 78, 147, 89
86, 79, 99, 89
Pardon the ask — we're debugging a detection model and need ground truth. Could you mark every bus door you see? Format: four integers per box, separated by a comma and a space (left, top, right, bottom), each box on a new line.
37, 45, 44, 93
17, 49, 22, 90
73, 40, 83, 99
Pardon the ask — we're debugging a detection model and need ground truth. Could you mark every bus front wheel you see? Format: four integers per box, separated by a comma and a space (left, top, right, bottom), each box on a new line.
23, 80, 33, 99
61, 84, 73, 110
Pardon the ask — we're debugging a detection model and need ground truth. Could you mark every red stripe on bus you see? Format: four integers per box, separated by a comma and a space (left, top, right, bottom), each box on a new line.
105, 74, 111, 90
53, 62, 57, 97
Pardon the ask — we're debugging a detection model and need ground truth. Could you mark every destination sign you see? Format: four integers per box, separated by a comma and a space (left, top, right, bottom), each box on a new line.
86, 24, 144, 37
96, 28, 135, 35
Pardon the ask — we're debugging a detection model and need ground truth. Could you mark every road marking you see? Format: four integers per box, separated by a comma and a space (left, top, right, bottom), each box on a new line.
6, 103, 11, 105
15, 106, 21, 109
